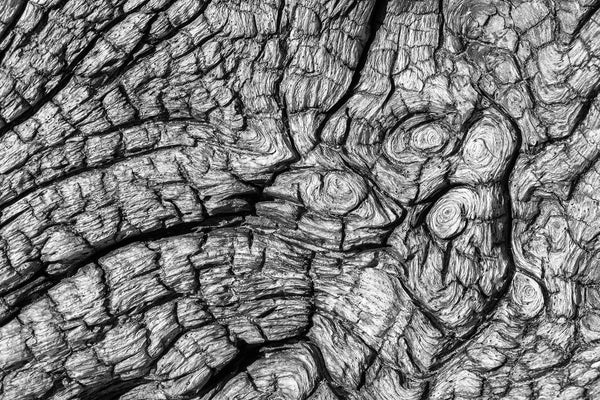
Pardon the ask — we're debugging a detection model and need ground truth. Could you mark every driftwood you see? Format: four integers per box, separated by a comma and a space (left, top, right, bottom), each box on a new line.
0, 0, 598, 398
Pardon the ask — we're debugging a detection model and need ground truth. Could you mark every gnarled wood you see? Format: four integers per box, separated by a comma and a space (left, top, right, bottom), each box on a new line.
0, 0, 598, 399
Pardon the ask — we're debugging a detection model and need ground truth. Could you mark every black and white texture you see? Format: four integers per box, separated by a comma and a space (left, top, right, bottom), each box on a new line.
0, 0, 598, 398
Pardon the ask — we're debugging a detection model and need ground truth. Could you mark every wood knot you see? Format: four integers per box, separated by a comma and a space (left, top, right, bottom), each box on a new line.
301, 170, 368, 216
510, 272, 545, 318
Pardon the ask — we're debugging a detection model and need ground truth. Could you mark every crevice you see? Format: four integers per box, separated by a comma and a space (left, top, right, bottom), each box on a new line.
570, 0, 600, 42
356, 349, 378, 391
195, 337, 312, 398
412, 181, 461, 228
440, 241, 452, 284
418, 381, 431, 400
308, 337, 348, 399
436, 0, 445, 54
569, 84, 600, 138
566, 152, 599, 201
194, 339, 263, 397
527, 85, 600, 156
312, 0, 389, 147
79, 380, 144, 400
272, 0, 301, 167
396, 277, 448, 337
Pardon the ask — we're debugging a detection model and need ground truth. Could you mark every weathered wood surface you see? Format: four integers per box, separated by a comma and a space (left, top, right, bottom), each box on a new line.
0, 0, 598, 398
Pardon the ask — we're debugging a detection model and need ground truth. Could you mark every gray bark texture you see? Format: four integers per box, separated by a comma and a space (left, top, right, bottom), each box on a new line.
0, 0, 597, 398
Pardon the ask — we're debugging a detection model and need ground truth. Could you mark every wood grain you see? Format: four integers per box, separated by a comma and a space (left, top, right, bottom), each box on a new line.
0, 0, 598, 399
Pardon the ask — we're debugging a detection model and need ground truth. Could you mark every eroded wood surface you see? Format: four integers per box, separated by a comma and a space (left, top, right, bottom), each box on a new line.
0, 0, 598, 398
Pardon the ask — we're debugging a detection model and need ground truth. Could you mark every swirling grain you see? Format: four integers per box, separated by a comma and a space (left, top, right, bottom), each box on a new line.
301, 170, 368, 216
